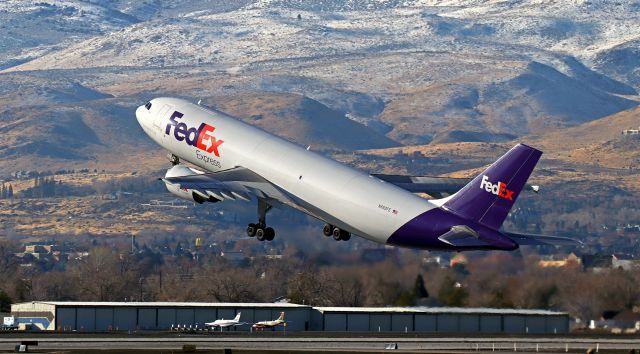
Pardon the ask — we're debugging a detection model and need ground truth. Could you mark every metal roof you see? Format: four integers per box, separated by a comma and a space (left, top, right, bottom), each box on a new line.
18, 302, 310, 308
14, 302, 566, 316
314, 306, 567, 316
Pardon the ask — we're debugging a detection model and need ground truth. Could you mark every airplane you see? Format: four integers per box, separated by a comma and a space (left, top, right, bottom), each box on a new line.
135, 97, 579, 251
252, 312, 286, 330
204, 312, 244, 330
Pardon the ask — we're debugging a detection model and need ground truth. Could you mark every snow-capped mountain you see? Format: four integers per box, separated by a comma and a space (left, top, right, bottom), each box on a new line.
4, 1, 638, 73
0, 0, 638, 169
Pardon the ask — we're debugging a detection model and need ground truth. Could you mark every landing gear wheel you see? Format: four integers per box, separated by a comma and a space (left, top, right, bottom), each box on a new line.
332, 227, 351, 241
323, 224, 333, 237
256, 228, 266, 241
252, 199, 275, 242
332, 227, 342, 241
265, 227, 275, 241
246, 224, 257, 237
167, 153, 180, 166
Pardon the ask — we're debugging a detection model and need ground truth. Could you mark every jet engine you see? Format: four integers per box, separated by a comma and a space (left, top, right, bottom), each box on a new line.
162, 164, 219, 204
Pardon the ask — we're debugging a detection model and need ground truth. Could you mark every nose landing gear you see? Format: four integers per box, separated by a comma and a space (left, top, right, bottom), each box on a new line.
167, 153, 180, 166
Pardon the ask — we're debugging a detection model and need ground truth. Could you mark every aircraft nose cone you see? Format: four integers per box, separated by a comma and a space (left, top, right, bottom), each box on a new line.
135, 105, 146, 127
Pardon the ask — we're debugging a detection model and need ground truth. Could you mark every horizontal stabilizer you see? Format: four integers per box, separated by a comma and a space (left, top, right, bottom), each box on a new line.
438, 225, 492, 247
505, 232, 581, 246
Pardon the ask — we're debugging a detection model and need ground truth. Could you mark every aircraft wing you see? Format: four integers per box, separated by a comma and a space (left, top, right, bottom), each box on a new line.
373, 174, 540, 198
162, 166, 295, 204
504, 232, 582, 246
372, 174, 468, 198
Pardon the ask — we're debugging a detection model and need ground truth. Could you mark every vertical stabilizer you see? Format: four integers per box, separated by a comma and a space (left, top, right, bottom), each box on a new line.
277, 312, 285, 321
234, 312, 241, 322
443, 144, 542, 230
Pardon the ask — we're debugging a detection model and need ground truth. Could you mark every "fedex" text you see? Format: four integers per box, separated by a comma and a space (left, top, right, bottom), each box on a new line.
479, 175, 514, 201
165, 111, 224, 157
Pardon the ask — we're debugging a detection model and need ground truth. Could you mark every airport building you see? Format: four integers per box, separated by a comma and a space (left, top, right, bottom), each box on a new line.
10, 302, 311, 332
11, 301, 569, 334
313, 307, 568, 334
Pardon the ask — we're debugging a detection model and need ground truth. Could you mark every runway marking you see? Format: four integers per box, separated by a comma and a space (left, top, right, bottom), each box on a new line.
1, 337, 640, 343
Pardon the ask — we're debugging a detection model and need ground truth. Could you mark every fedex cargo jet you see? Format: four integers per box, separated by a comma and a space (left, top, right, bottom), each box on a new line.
136, 98, 577, 250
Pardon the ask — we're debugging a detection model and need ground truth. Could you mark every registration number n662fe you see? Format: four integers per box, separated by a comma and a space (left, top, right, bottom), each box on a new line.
378, 204, 398, 215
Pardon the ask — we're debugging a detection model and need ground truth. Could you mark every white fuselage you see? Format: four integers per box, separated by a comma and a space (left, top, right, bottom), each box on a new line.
136, 97, 438, 244
205, 319, 238, 327
253, 319, 284, 328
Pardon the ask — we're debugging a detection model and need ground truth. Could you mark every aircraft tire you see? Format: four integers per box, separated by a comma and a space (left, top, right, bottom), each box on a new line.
265, 227, 275, 241
256, 228, 266, 241
322, 224, 333, 237
332, 227, 342, 241
247, 224, 257, 237
341, 231, 351, 241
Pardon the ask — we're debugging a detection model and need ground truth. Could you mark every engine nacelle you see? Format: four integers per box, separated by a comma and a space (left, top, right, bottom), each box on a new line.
162, 164, 219, 204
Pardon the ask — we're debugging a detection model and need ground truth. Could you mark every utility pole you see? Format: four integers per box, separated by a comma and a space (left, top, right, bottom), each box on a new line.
139, 277, 144, 301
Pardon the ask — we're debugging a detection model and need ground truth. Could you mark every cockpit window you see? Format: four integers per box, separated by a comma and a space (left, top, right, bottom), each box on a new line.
145, 102, 152, 110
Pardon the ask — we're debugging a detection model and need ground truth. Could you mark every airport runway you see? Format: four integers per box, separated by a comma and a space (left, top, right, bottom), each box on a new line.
1, 334, 640, 353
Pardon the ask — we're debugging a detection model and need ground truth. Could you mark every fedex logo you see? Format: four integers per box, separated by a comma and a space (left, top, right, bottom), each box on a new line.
165, 111, 224, 157
479, 175, 513, 201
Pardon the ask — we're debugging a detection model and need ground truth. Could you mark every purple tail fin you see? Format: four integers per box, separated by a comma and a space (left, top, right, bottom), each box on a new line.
442, 144, 542, 230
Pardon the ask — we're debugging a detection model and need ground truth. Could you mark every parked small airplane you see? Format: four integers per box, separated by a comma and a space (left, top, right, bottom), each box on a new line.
204, 312, 244, 330
252, 312, 286, 329
136, 98, 579, 251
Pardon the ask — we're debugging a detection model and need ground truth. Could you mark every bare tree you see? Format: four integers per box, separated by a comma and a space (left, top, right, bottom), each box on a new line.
201, 263, 261, 302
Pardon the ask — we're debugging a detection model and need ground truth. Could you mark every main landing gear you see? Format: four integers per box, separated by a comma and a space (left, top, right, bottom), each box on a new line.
323, 223, 350, 241
247, 199, 275, 241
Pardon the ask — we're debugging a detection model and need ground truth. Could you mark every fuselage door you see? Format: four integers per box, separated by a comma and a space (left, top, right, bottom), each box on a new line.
156, 104, 173, 139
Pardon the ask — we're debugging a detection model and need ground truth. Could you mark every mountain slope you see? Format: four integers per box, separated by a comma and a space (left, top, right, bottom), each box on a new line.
593, 38, 640, 92
0, 1, 140, 70
523, 106, 640, 169
1, 0, 639, 173
0, 90, 398, 174
379, 59, 637, 145
206, 92, 399, 151
356, 105, 640, 179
